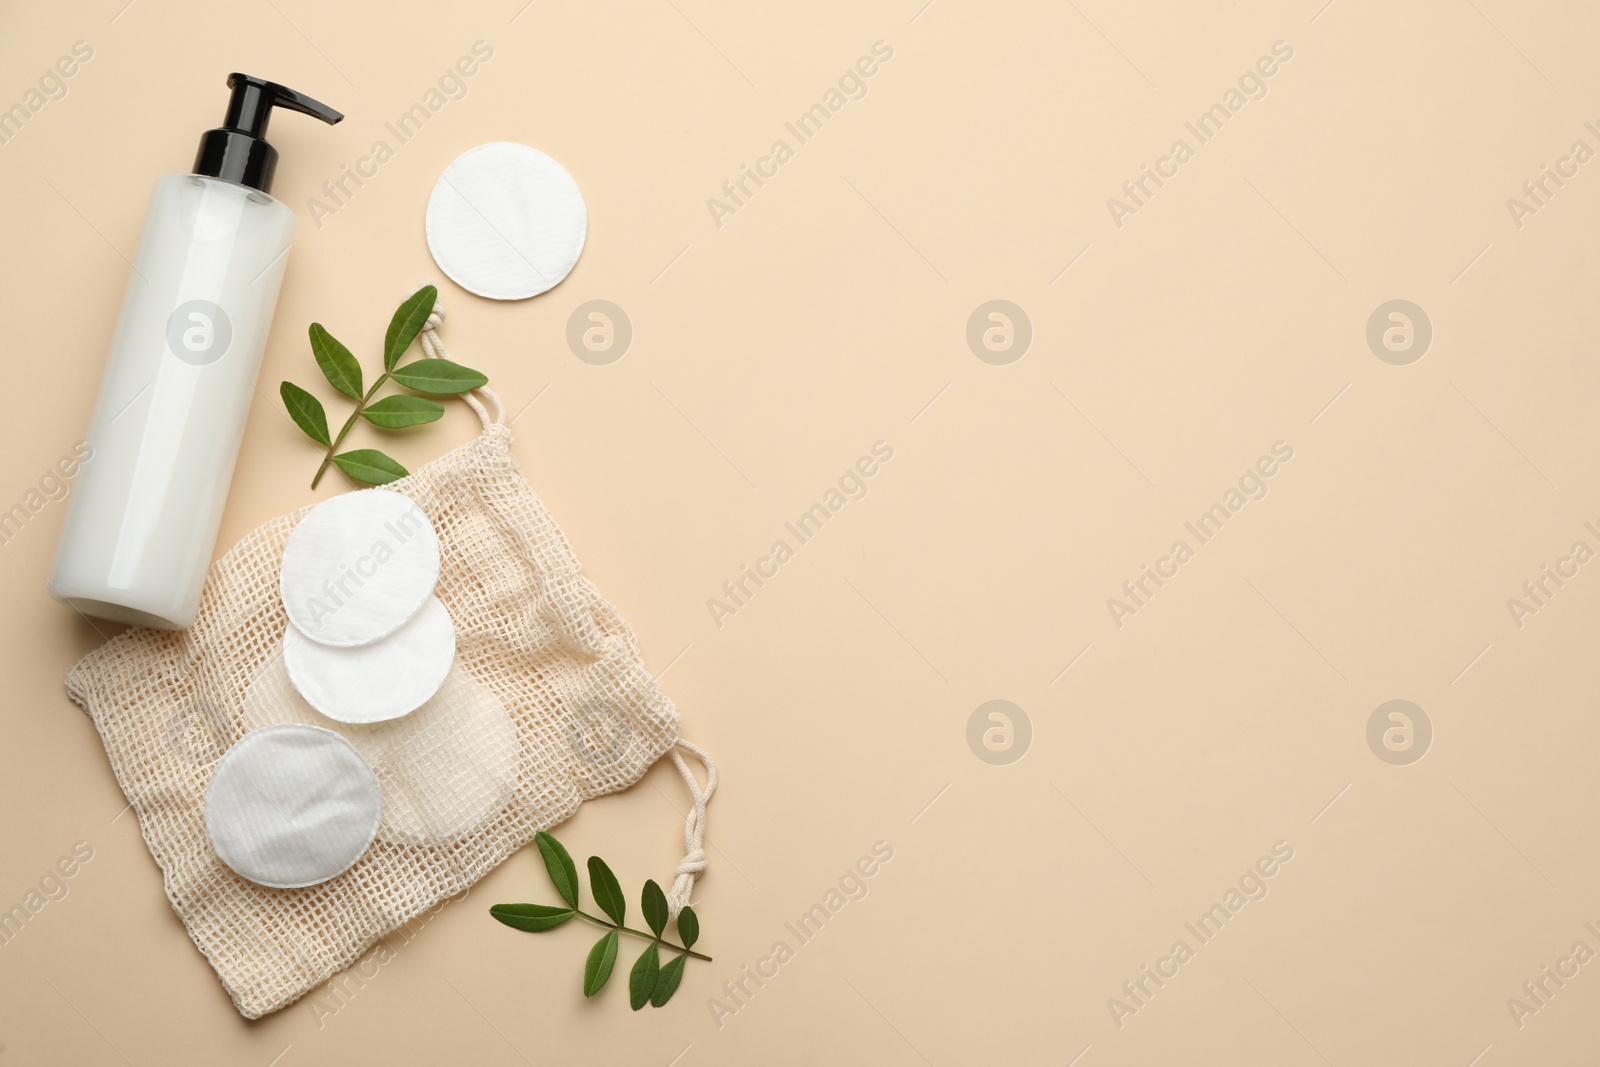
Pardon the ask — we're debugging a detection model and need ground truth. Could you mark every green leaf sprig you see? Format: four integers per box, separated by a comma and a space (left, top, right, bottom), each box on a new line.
280, 285, 489, 489
490, 832, 707, 1009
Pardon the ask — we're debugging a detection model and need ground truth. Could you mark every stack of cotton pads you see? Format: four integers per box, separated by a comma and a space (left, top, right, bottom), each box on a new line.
204, 490, 457, 889
278, 490, 452, 724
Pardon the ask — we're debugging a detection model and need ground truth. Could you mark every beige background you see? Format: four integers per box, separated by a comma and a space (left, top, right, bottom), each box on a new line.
2, 0, 1599, 1063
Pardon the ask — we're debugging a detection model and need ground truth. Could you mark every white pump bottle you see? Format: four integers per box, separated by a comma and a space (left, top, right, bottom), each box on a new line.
50, 74, 342, 629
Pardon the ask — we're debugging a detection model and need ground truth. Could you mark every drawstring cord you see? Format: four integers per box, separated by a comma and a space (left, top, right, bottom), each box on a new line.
666, 739, 716, 916
418, 292, 503, 429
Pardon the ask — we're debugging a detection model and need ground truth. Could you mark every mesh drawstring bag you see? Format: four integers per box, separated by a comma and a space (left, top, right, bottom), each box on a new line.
64, 299, 715, 1018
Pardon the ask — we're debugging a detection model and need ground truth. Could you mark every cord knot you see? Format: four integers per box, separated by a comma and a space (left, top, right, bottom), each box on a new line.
663, 740, 716, 916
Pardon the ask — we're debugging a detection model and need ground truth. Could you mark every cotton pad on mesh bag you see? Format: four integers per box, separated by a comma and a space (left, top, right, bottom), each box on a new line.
64, 298, 716, 1018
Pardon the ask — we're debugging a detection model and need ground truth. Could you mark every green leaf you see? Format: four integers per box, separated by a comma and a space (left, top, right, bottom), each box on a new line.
389, 359, 488, 395
628, 943, 659, 1011
583, 930, 619, 997
279, 381, 330, 447
309, 323, 362, 400
676, 906, 699, 950
360, 395, 444, 429
536, 832, 579, 910
385, 285, 437, 371
588, 857, 625, 926
331, 449, 408, 485
641, 880, 668, 938
651, 954, 686, 1007
488, 903, 575, 933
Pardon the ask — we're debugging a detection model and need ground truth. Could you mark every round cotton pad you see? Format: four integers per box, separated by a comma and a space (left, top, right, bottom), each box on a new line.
284, 596, 456, 724
204, 724, 382, 889
280, 489, 440, 648
425, 142, 587, 300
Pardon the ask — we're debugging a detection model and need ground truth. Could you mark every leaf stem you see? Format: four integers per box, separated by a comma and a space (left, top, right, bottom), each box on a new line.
311, 372, 389, 489
574, 910, 711, 962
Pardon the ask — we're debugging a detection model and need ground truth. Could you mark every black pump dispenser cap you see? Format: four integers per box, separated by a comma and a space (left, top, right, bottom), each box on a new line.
192, 74, 342, 195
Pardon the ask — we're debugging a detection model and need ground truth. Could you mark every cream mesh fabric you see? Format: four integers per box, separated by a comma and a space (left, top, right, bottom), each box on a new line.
64, 357, 682, 1018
